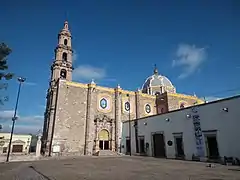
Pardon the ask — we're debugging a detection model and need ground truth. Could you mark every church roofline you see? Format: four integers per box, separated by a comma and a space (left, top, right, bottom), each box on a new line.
61, 80, 156, 98
60, 80, 202, 101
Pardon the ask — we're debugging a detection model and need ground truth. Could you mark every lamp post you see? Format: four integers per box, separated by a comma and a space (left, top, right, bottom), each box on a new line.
126, 94, 131, 156
6, 77, 26, 162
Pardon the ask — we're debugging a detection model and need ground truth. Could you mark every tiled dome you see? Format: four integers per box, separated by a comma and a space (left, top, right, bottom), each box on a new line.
142, 65, 176, 95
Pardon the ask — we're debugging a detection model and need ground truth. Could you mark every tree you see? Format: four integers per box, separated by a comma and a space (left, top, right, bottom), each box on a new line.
0, 43, 14, 105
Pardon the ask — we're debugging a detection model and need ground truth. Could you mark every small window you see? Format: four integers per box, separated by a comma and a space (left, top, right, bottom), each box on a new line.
60, 69, 67, 79
3, 147, 7, 153
62, 52, 67, 61
64, 39, 68, 45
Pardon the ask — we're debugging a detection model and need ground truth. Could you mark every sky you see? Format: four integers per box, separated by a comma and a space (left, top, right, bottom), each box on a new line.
0, 0, 239, 134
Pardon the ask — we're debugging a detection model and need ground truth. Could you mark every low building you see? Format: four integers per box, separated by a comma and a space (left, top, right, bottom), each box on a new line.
0, 133, 32, 155
121, 95, 240, 163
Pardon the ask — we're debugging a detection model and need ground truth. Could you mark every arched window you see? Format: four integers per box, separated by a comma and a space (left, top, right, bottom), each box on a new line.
60, 69, 67, 79
62, 52, 67, 61
64, 39, 68, 45
161, 108, 164, 113
180, 103, 185, 109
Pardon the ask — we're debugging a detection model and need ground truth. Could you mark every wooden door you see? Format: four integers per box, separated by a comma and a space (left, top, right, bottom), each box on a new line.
153, 133, 166, 158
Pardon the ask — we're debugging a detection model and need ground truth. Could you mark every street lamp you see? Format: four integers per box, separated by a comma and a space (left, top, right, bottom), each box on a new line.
126, 94, 131, 156
6, 77, 26, 162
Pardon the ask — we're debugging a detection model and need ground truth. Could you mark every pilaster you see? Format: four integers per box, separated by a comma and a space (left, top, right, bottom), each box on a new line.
45, 85, 58, 156
84, 82, 96, 155
114, 84, 122, 152
134, 88, 141, 153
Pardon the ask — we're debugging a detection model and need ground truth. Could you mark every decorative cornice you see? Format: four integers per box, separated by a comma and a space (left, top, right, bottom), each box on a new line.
168, 92, 203, 102
96, 86, 114, 93
65, 81, 88, 88
56, 44, 73, 52
139, 92, 156, 99
119, 89, 135, 95
88, 83, 96, 88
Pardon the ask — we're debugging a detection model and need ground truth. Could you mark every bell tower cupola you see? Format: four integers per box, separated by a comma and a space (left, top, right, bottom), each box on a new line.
51, 21, 73, 82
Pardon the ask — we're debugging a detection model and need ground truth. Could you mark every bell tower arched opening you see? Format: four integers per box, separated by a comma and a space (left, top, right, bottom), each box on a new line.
62, 52, 67, 61
98, 129, 110, 150
60, 69, 67, 79
64, 39, 68, 46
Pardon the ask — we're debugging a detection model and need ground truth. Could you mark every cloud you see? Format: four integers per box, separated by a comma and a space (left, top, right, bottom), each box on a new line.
0, 110, 43, 134
73, 65, 106, 81
1, 124, 42, 134
0, 110, 15, 120
172, 44, 207, 79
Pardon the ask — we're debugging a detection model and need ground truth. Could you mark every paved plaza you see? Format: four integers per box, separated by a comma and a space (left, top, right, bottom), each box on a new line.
0, 156, 240, 180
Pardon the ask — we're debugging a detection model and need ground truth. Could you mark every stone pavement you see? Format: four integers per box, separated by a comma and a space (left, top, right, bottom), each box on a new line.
0, 156, 240, 180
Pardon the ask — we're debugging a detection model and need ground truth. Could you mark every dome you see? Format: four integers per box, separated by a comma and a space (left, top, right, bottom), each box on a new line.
141, 65, 176, 95
142, 74, 173, 89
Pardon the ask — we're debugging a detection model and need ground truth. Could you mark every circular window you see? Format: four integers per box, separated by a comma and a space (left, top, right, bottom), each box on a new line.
167, 140, 173, 146
145, 104, 151, 113
0, 141, 5, 147
100, 98, 108, 109
125, 102, 130, 111
64, 39, 68, 45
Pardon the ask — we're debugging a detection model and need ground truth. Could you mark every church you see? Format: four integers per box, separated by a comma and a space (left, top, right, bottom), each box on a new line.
42, 21, 203, 156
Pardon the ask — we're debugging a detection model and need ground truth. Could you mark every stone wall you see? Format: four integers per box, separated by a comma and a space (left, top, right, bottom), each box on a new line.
137, 93, 156, 118
53, 80, 88, 156
167, 93, 202, 111
49, 80, 166, 156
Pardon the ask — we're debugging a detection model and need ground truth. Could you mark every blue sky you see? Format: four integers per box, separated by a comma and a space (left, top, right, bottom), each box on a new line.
0, 0, 239, 134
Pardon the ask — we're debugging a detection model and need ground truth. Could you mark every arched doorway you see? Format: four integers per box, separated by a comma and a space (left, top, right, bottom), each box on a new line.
98, 129, 110, 150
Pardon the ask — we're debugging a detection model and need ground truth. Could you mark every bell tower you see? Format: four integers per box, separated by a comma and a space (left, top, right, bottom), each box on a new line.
51, 21, 73, 82
42, 21, 73, 155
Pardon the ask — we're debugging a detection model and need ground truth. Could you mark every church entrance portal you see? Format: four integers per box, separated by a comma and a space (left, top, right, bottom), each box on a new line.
98, 129, 110, 150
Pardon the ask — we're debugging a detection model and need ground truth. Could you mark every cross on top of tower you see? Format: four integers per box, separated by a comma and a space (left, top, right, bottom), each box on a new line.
64, 21, 69, 30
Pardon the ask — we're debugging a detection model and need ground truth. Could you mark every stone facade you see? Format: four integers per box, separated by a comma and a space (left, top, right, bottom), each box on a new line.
42, 21, 204, 156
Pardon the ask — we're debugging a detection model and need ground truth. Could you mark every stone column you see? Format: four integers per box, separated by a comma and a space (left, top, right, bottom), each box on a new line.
46, 86, 58, 155
114, 85, 121, 152
134, 89, 141, 153
84, 80, 96, 155
111, 121, 115, 151
36, 135, 42, 158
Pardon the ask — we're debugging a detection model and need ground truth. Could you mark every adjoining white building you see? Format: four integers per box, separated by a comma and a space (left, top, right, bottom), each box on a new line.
121, 95, 240, 163
0, 133, 32, 155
